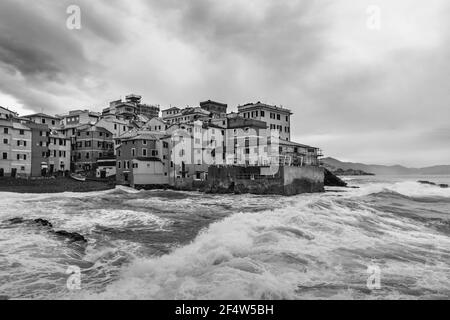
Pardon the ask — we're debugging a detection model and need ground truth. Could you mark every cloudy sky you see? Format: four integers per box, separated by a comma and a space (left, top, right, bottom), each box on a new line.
0, 0, 449, 167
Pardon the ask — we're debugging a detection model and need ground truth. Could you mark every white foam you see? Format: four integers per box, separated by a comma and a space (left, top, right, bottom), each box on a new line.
87, 193, 450, 300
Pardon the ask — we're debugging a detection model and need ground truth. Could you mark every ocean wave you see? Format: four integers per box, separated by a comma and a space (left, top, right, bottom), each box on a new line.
86, 192, 450, 300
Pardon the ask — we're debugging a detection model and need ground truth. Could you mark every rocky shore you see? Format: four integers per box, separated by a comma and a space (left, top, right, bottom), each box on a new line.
0, 177, 115, 193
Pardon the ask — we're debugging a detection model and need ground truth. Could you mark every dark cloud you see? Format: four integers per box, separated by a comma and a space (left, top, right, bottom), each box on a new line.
0, 0, 448, 166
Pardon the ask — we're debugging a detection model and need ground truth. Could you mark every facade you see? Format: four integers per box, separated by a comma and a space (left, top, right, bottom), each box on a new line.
22, 113, 61, 130
224, 116, 270, 166
73, 125, 114, 173
0, 120, 32, 177
0, 106, 18, 120
238, 102, 292, 141
199, 100, 228, 117
48, 131, 71, 173
96, 156, 117, 178
103, 95, 160, 120
142, 117, 168, 132
162, 107, 211, 124
115, 132, 167, 185
58, 110, 101, 127
161, 107, 181, 119
279, 140, 322, 167
23, 122, 50, 177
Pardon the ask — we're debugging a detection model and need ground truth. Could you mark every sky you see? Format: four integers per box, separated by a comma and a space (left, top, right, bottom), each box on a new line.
0, 0, 449, 167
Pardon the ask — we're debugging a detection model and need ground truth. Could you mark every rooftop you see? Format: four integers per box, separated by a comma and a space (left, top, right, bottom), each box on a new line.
238, 102, 292, 114
23, 113, 61, 120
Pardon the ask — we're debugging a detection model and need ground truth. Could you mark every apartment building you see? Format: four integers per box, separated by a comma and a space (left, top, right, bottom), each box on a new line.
103, 95, 160, 120
22, 113, 61, 130
224, 116, 270, 166
115, 132, 168, 186
162, 107, 211, 124
0, 119, 32, 177
48, 131, 71, 173
73, 124, 114, 173
0, 106, 18, 120
238, 102, 292, 141
199, 100, 228, 117
23, 122, 50, 176
58, 110, 101, 127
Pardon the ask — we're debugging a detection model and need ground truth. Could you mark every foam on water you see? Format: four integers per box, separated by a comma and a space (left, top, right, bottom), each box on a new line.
1, 179, 449, 300
85, 182, 450, 300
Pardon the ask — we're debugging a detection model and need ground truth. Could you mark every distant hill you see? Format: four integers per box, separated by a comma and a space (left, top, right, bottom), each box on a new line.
322, 157, 450, 175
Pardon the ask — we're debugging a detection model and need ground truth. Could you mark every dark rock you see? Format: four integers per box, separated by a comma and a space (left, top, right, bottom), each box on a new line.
7, 217, 25, 224
439, 184, 449, 188
33, 219, 53, 228
324, 169, 348, 187
418, 180, 436, 185
54, 230, 87, 243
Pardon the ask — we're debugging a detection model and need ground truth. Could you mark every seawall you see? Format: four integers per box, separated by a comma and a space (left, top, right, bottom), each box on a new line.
206, 165, 324, 196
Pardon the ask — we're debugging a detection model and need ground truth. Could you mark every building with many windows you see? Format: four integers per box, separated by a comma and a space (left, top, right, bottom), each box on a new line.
23, 122, 50, 176
238, 102, 292, 141
0, 119, 32, 177
115, 132, 167, 186
22, 113, 61, 130
72, 125, 114, 173
48, 131, 71, 174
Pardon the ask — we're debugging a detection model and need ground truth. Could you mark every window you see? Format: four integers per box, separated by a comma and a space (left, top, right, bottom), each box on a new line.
114, 124, 117, 130
17, 154, 20, 160
152, 150, 159, 157
39, 131, 43, 137
3, 139, 7, 144
52, 120, 55, 125
99, 132, 103, 137
2, 153, 7, 160
286, 116, 289, 122
19, 130, 24, 135
86, 153, 90, 159
24, 141, 27, 147
3, 128, 8, 134
21, 166, 25, 171
24, 155, 27, 161
132, 148, 136, 157
42, 118, 46, 124
143, 140, 147, 145
118, 150, 121, 157
142, 149, 147, 157
277, 114, 281, 120
118, 161, 121, 169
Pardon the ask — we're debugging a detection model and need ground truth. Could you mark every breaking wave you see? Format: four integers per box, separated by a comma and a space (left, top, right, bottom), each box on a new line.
1, 178, 449, 299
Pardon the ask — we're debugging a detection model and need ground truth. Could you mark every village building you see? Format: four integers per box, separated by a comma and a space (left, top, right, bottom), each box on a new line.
103, 94, 160, 121
72, 124, 114, 173
162, 107, 211, 125
115, 132, 168, 186
22, 113, 61, 130
58, 110, 101, 128
48, 131, 71, 174
23, 122, 50, 176
199, 100, 228, 117
238, 102, 292, 141
0, 119, 32, 177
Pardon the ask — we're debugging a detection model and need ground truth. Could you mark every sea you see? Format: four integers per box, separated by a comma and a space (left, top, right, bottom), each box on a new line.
0, 175, 449, 300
